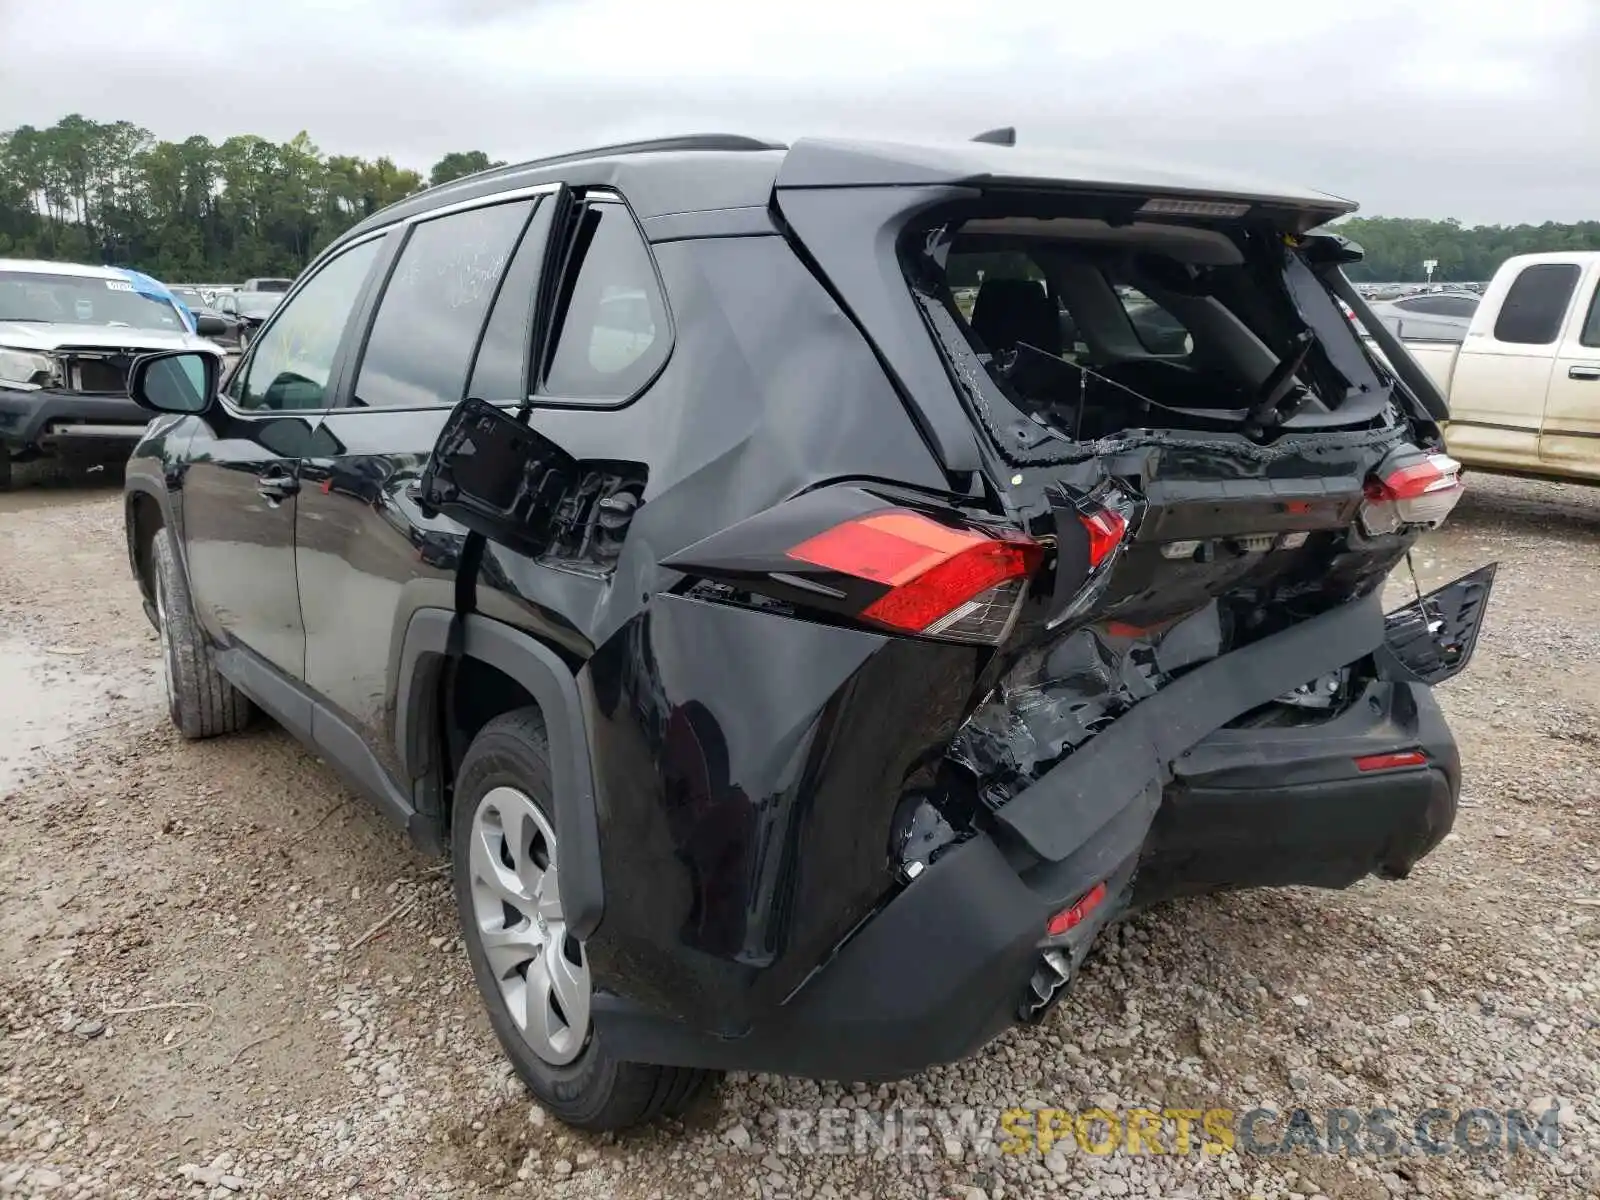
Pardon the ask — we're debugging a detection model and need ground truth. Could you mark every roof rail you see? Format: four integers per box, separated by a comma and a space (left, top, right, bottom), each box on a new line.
432, 134, 786, 193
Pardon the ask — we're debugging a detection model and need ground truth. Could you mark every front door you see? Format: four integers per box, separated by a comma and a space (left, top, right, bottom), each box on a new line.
180, 237, 386, 680
1541, 264, 1600, 480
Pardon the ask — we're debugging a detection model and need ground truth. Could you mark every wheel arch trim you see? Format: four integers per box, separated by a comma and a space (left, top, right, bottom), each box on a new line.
123, 479, 177, 611
397, 608, 605, 939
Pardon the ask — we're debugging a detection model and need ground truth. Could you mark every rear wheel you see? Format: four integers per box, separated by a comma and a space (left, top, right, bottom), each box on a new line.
151, 527, 253, 739
0, 446, 12, 492
451, 708, 717, 1130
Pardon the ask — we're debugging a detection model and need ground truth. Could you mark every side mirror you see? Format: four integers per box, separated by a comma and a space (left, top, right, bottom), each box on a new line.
194, 313, 229, 337
129, 350, 219, 415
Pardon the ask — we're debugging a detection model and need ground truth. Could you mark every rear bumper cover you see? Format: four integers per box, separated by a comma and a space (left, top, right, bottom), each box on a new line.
0, 387, 148, 457
594, 589, 1464, 1078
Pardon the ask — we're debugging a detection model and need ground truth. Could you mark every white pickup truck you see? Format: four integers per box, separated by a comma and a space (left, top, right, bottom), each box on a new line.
1383, 252, 1600, 482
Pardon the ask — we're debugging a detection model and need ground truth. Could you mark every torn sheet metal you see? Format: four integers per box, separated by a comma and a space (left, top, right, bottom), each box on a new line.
948, 601, 1224, 807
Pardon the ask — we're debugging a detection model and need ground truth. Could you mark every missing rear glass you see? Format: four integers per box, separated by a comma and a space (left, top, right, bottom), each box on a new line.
903, 205, 1396, 463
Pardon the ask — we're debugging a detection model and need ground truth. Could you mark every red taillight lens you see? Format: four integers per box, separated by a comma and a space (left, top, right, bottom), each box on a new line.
1081, 509, 1127, 569
787, 510, 1042, 643
1360, 452, 1464, 535
1354, 750, 1428, 772
1046, 881, 1107, 937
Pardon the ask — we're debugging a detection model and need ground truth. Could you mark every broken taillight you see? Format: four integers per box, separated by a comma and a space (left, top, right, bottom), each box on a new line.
1360, 452, 1464, 536
1080, 509, 1127, 569
787, 510, 1043, 644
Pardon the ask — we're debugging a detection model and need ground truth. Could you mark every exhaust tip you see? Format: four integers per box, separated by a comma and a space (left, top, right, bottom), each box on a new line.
1017, 949, 1073, 1024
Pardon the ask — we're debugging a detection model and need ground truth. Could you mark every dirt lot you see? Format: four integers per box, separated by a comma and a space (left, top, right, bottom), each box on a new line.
1, 472, 1596, 1199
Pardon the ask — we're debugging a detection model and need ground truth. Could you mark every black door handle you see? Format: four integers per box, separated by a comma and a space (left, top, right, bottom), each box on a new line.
1568, 365, 1600, 381
257, 472, 299, 501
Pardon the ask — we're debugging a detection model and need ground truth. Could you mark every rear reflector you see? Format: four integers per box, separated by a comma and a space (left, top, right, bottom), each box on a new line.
1354, 750, 1428, 772
787, 510, 1042, 643
1046, 881, 1108, 937
1360, 452, 1464, 535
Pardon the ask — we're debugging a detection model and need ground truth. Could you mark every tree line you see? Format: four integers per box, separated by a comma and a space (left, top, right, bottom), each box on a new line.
1336, 216, 1600, 283
2, 114, 1596, 285
0, 115, 502, 282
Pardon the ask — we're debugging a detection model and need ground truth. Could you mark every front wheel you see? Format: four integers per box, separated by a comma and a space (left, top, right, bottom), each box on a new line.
151, 527, 253, 739
451, 708, 717, 1130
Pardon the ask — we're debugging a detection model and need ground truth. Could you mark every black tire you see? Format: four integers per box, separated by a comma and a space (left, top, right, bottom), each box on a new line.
0, 445, 12, 492
451, 708, 718, 1131
151, 527, 253, 739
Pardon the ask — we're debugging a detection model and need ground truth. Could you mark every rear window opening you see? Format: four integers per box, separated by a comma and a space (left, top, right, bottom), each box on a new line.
902, 202, 1396, 452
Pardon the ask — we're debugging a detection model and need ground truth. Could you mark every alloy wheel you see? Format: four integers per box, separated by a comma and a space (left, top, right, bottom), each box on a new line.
467, 786, 591, 1065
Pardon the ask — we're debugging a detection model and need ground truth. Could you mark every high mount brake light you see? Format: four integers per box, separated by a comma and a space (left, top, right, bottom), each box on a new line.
787, 511, 1043, 644
1360, 452, 1464, 536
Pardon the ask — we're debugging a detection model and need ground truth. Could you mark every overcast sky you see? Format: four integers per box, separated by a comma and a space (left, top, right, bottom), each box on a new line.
2, 0, 1595, 225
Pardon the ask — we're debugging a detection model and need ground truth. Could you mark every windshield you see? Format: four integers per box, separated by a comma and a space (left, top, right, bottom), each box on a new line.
236, 293, 282, 319
0, 270, 186, 331
249, 279, 292, 293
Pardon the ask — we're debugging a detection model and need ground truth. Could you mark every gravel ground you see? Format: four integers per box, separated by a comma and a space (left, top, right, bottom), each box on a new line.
0, 471, 1596, 1199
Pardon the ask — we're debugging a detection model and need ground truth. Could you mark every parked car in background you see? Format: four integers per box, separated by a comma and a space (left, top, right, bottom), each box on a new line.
169, 285, 206, 308
165, 285, 241, 344
1363, 252, 1600, 483
0, 258, 223, 487
121, 133, 1490, 1132
240, 277, 293, 293
1365, 291, 1480, 342
211, 289, 282, 349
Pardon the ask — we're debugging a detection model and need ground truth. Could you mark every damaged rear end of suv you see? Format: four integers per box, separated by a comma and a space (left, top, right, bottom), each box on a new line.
154, 134, 1492, 1129
605, 139, 1494, 1079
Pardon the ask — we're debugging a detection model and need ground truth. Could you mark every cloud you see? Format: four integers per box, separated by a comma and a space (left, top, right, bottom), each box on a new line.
1, 0, 1593, 223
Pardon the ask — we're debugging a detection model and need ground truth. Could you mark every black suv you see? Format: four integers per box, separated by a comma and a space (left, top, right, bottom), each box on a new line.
121, 134, 1493, 1131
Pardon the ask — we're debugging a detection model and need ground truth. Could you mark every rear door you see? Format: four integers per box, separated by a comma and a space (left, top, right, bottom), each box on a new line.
1540, 262, 1600, 479
1445, 261, 1583, 469
179, 235, 386, 680
295, 189, 558, 783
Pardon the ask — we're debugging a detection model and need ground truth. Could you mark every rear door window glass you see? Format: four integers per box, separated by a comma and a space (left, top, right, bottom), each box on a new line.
1494, 264, 1581, 346
468, 199, 555, 400
353, 199, 533, 408
539, 200, 669, 402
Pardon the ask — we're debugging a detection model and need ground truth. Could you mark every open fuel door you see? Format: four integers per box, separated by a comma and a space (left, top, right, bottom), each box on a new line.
416, 397, 582, 560
417, 396, 646, 572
